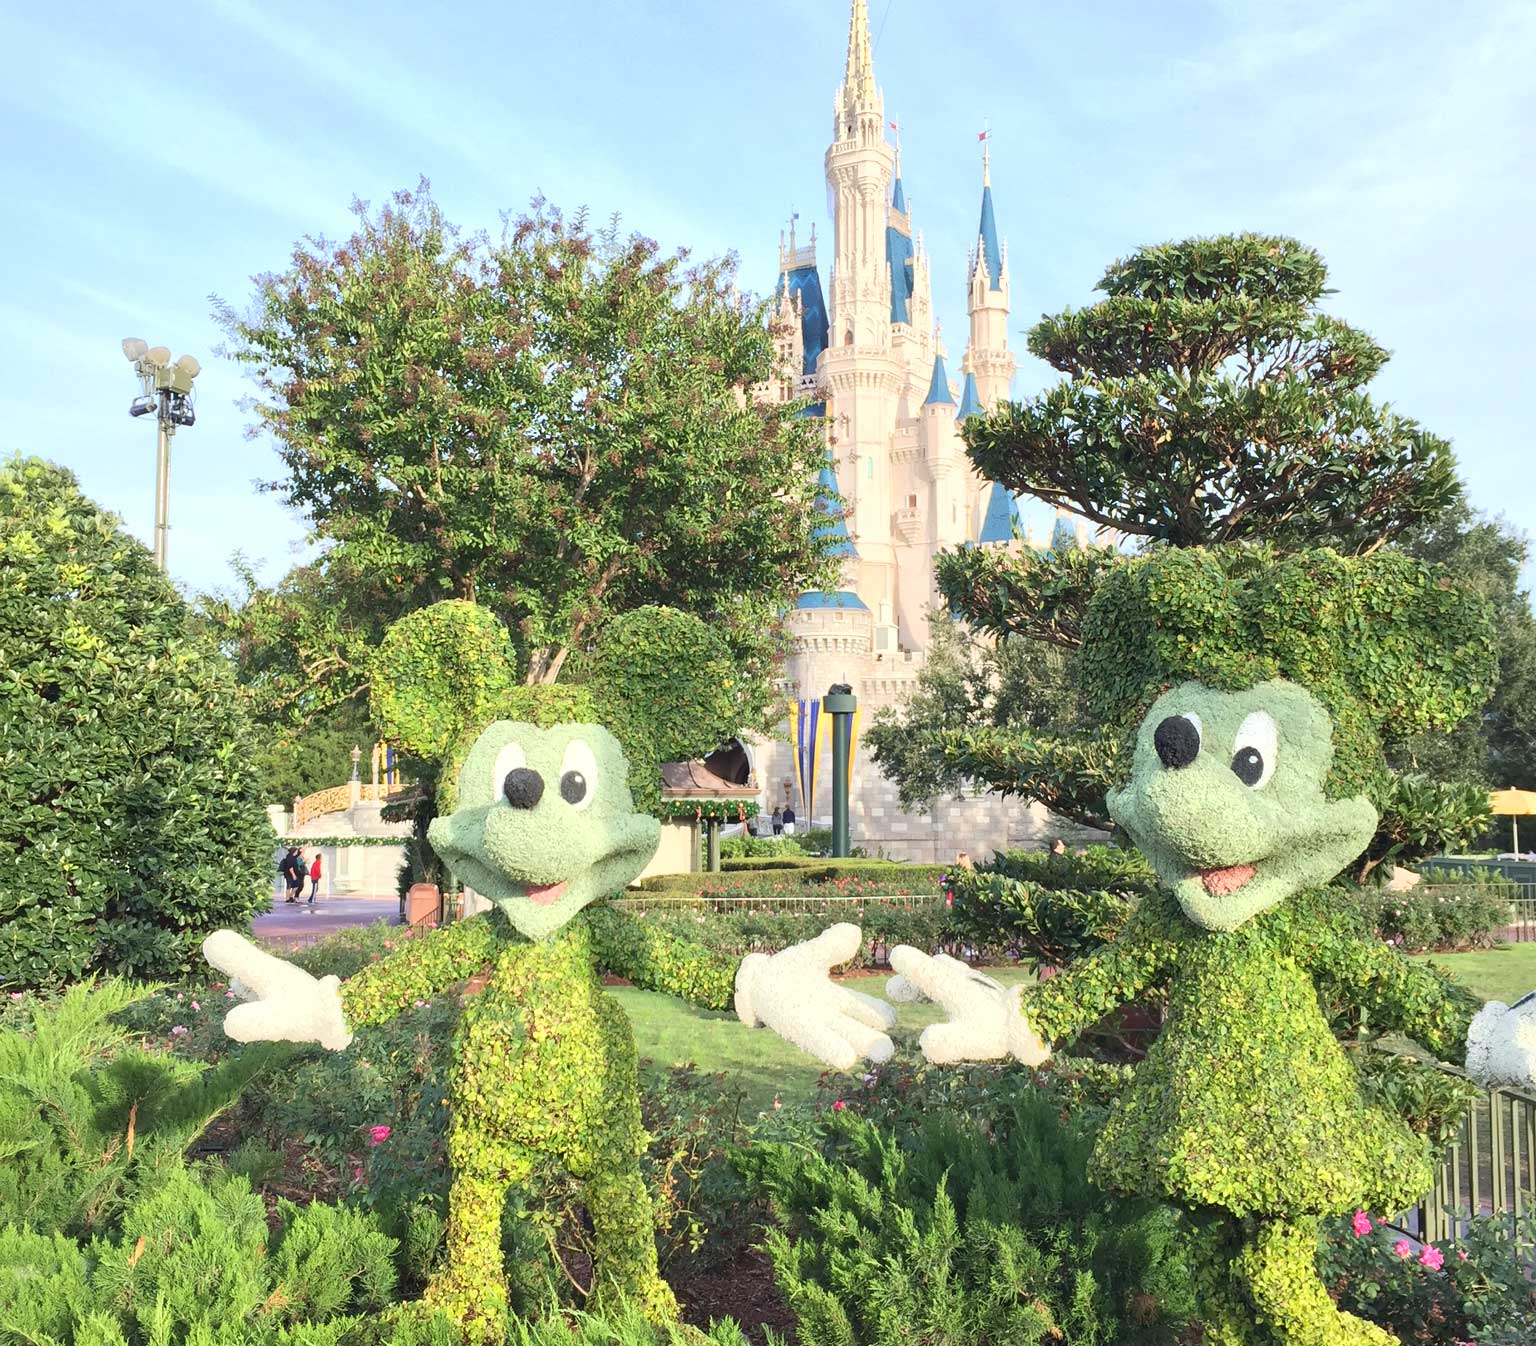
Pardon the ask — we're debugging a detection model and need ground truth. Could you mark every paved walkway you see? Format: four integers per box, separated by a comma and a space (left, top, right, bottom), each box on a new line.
254, 894, 400, 948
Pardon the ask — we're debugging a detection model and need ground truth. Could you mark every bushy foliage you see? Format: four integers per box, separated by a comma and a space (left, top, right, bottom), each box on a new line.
718, 834, 808, 860
1321, 1209, 1536, 1346
0, 1162, 398, 1345
0, 978, 283, 1239
739, 1090, 1198, 1345
1343, 882, 1510, 953
635, 861, 946, 895
945, 845, 1158, 967
0, 456, 274, 986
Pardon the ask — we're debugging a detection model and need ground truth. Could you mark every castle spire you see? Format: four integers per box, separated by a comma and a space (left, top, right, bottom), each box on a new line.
966, 145, 1015, 410
843, 0, 878, 113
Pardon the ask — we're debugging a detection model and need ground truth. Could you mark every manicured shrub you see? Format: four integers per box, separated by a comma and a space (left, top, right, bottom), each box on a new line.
718, 834, 807, 860
945, 845, 1158, 968
739, 1088, 1198, 1345
0, 456, 274, 986
1344, 883, 1510, 952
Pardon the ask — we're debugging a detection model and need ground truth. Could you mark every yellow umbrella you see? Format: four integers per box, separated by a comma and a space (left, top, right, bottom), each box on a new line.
1488, 788, 1536, 853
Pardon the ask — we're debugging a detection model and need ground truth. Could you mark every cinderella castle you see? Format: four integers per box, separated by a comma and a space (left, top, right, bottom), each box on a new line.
746, 0, 1113, 861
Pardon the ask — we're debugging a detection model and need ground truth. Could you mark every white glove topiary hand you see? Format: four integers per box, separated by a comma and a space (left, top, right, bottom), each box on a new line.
202, 930, 352, 1051
734, 923, 896, 1070
1466, 991, 1536, 1090
886, 945, 1049, 1066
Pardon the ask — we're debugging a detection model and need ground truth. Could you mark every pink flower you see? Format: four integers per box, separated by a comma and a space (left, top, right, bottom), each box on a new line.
1458, 1250, 1469, 1262
8, 992, 23, 1001
225, 990, 236, 999
352, 1165, 363, 1181
1419, 1246, 1444, 1270
1393, 1240, 1412, 1259
772, 1096, 782, 1110
368, 1125, 391, 1146
190, 1000, 200, 1011
1352, 1210, 1373, 1237
831, 1099, 847, 1112
171, 1025, 188, 1036
414, 999, 426, 1008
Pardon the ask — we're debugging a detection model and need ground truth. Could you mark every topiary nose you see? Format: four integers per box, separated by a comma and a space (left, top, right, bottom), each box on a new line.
1154, 715, 1201, 769
503, 768, 544, 809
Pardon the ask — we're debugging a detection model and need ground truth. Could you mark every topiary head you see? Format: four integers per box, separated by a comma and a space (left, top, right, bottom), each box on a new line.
1107, 679, 1376, 930
1083, 547, 1495, 929
426, 717, 660, 941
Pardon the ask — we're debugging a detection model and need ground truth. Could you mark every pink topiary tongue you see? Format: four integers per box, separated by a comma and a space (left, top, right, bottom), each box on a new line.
525, 881, 568, 906
1200, 864, 1257, 897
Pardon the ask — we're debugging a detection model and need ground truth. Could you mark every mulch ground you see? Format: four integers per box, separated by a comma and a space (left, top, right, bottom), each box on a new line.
675, 1247, 796, 1344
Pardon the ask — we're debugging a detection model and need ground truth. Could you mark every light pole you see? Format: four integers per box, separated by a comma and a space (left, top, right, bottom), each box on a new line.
122, 338, 200, 573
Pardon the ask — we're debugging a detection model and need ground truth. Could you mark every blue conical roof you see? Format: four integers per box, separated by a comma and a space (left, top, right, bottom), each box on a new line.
924, 352, 954, 406
978, 483, 1017, 544
778, 262, 829, 376
955, 370, 982, 421
977, 182, 1003, 291
811, 461, 857, 558
891, 175, 906, 214
886, 224, 914, 324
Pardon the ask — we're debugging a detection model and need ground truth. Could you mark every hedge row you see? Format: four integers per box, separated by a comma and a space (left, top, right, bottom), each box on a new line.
635, 862, 947, 897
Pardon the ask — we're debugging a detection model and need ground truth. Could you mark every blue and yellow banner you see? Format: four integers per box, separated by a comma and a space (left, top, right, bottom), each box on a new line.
792, 697, 824, 820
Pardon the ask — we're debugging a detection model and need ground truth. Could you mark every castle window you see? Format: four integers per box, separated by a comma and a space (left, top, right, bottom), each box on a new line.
907, 493, 917, 509
866, 456, 873, 480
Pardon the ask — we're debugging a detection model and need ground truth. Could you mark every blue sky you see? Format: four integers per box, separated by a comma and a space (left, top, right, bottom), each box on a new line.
2, 0, 1533, 597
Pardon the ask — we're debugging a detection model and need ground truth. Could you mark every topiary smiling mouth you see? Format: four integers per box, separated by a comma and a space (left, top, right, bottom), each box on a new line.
1198, 863, 1258, 896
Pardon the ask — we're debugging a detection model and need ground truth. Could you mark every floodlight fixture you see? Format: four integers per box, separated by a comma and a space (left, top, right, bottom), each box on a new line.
122, 337, 200, 573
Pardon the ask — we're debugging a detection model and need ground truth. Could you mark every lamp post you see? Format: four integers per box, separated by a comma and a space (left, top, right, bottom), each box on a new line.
122, 338, 200, 573
825, 682, 856, 858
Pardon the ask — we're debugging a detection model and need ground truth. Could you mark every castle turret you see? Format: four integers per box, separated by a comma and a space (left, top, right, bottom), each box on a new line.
966, 147, 1016, 409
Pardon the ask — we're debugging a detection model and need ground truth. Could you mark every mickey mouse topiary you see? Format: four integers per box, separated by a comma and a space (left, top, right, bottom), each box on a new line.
203, 600, 898, 1341
886, 548, 1536, 1346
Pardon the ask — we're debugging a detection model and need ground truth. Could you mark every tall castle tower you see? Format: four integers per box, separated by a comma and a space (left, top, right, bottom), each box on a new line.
748, 1, 1111, 859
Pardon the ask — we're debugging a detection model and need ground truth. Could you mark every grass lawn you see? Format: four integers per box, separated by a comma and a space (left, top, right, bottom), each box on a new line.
619, 945, 1536, 1116
1413, 941, 1536, 1004
616, 966, 1037, 1115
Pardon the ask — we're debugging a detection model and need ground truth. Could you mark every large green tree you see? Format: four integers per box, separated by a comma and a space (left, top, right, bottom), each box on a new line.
0, 458, 273, 986
873, 234, 1489, 861
212, 184, 835, 734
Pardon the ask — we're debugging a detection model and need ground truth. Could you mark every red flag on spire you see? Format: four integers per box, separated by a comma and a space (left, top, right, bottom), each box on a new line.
978, 129, 990, 141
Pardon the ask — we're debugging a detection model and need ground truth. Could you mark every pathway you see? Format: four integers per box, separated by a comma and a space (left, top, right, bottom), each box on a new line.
253, 893, 400, 948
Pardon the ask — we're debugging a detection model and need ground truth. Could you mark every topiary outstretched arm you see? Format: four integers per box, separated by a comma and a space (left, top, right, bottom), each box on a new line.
583, 904, 738, 1011
339, 913, 507, 1030
1024, 901, 1182, 1047
1304, 922, 1481, 1065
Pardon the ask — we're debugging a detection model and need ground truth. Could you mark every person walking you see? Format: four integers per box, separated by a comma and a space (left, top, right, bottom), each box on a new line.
280, 847, 303, 903
782, 803, 796, 837
771, 807, 784, 837
308, 851, 322, 905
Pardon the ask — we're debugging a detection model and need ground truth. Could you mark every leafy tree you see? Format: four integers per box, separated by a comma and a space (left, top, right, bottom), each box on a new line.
248, 702, 374, 805
874, 235, 1488, 863
212, 184, 835, 733
0, 457, 273, 986
1395, 503, 1536, 795
966, 233, 1459, 553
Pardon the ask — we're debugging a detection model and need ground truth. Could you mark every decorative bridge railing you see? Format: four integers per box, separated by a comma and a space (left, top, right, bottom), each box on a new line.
292, 782, 409, 829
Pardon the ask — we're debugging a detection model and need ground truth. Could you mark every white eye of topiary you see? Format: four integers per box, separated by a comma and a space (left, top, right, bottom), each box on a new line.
559, 739, 598, 811
491, 740, 526, 802
1231, 711, 1278, 789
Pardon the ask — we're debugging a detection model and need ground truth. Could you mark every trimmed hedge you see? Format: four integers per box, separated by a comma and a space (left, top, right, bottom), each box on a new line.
0, 457, 273, 986
635, 862, 947, 897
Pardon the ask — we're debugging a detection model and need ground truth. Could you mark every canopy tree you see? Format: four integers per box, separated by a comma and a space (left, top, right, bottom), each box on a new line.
211, 184, 836, 739
873, 234, 1490, 861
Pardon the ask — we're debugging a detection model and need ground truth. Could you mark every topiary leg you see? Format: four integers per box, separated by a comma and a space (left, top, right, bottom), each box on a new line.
423, 1153, 533, 1344
580, 1159, 679, 1324
1234, 1218, 1399, 1346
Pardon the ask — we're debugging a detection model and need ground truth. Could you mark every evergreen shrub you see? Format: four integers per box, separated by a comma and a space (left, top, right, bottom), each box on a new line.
0, 456, 274, 986
739, 1089, 1198, 1345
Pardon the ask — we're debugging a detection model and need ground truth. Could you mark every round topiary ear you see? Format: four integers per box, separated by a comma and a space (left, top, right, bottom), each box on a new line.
369, 601, 519, 764
585, 605, 742, 768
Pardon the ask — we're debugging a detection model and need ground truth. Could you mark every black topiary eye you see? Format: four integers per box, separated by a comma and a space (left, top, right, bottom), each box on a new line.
1154, 713, 1201, 769
1231, 747, 1264, 786
559, 739, 598, 812
560, 771, 587, 805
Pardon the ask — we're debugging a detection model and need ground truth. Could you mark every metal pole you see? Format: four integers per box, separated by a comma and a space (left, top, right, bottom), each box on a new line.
706, 819, 721, 873
153, 391, 173, 572
825, 684, 856, 858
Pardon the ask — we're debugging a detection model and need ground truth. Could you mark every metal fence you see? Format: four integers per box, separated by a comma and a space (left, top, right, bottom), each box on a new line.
1391, 1062, 1536, 1258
